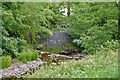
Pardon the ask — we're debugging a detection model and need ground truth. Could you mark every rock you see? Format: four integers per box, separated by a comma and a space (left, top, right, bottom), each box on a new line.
34, 44, 43, 50
1, 60, 46, 78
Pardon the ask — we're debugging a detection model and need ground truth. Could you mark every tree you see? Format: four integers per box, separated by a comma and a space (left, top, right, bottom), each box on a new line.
1, 2, 63, 57
67, 2, 118, 54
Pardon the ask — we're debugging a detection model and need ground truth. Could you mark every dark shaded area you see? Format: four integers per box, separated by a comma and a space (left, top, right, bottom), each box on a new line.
58, 48, 88, 59
43, 32, 73, 49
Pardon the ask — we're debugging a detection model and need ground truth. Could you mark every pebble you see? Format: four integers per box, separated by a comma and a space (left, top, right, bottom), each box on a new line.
0, 59, 46, 79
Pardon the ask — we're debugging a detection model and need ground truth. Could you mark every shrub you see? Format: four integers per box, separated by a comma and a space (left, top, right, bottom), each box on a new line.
2, 36, 27, 58
0, 56, 12, 69
18, 51, 31, 62
18, 51, 25, 61
73, 37, 118, 54
101, 40, 118, 52
25, 52, 31, 62
31, 50, 39, 61
18, 50, 39, 62
2, 36, 18, 57
67, 3, 118, 54
35, 27, 51, 44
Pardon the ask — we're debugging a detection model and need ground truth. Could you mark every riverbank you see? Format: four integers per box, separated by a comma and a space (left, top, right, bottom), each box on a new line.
22, 50, 118, 78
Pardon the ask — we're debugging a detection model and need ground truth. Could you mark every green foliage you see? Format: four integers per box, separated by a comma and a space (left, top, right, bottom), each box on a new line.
35, 27, 52, 44
73, 24, 118, 54
67, 2, 118, 54
2, 2, 23, 10
18, 51, 25, 61
0, 56, 12, 69
2, 36, 27, 57
43, 47, 64, 53
73, 22, 118, 54
2, 2, 119, 56
31, 50, 39, 61
0, 48, 2, 56
23, 50, 118, 78
43, 43, 78, 53
100, 40, 118, 53
65, 43, 79, 49
2, 3, 28, 57
18, 2, 62, 42
18, 50, 39, 62
2, 36, 18, 57
1, 2, 64, 57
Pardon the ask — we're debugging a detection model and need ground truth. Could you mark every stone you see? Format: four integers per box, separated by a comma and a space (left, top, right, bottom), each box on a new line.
34, 44, 43, 50
1, 59, 46, 78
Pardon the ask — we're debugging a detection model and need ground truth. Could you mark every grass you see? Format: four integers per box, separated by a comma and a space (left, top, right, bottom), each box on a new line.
43, 47, 65, 53
22, 50, 118, 78
0, 56, 12, 69
43, 43, 79, 53
18, 50, 39, 63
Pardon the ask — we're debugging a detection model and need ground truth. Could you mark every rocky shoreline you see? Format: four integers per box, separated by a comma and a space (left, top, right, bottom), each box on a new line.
0, 59, 46, 79
0, 50, 87, 79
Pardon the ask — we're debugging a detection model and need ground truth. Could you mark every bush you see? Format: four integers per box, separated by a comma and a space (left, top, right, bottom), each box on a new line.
67, 3, 118, 54
2, 36, 18, 57
18, 51, 31, 62
101, 40, 118, 52
0, 56, 12, 69
24, 52, 31, 62
31, 50, 39, 61
74, 38, 118, 54
18, 50, 39, 62
18, 51, 25, 61
35, 27, 52, 44
72, 20, 118, 54
2, 36, 27, 57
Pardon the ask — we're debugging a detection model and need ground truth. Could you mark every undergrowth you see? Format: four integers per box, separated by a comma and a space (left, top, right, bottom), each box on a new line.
22, 50, 118, 78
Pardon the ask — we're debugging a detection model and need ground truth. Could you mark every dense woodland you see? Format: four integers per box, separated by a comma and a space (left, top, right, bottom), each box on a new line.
1, 2, 119, 56
0, 2, 119, 78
